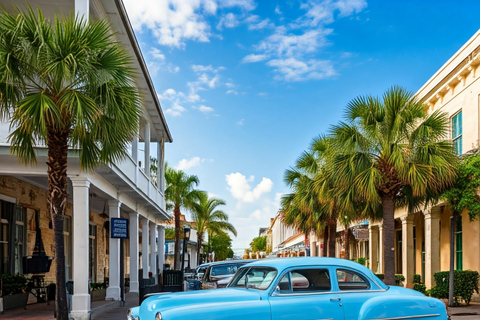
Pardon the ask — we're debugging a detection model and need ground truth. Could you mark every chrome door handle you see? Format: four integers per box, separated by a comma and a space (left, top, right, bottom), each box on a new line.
330, 298, 341, 301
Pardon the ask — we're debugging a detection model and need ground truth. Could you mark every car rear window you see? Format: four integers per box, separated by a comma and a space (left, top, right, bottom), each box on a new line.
336, 269, 370, 290
210, 263, 244, 276
278, 269, 331, 293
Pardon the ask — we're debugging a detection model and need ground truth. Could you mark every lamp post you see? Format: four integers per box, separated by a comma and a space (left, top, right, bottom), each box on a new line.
181, 226, 191, 272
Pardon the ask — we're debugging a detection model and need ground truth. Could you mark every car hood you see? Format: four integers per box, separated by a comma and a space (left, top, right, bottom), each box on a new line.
139, 288, 262, 314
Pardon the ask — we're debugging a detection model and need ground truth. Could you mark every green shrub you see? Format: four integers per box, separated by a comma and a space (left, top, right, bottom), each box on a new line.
413, 274, 422, 284
0, 274, 28, 295
356, 257, 367, 266
431, 270, 480, 305
413, 283, 427, 295
374, 274, 406, 286
90, 282, 107, 291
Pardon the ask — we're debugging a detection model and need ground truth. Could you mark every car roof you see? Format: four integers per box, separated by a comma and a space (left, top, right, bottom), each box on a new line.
207, 259, 257, 267
240, 257, 387, 289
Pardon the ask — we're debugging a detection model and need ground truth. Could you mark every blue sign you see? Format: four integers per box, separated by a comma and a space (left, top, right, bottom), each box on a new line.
111, 218, 129, 239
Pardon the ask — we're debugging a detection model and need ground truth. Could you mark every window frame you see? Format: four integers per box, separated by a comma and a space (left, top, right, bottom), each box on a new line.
335, 268, 372, 291
451, 110, 462, 156
271, 266, 333, 296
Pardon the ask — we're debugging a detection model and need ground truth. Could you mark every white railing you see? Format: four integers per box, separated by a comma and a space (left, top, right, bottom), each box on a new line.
116, 156, 136, 184
137, 169, 149, 195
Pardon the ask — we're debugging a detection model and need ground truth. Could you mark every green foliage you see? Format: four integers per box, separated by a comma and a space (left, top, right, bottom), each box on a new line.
355, 257, 367, 266
375, 274, 405, 286
441, 151, 480, 221
413, 274, 422, 284
431, 270, 480, 305
413, 283, 427, 295
165, 228, 179, 240
0, 274, 28, 295
250, 236, 267, 252
210, 232, 234, 261
90, 282, 107, 291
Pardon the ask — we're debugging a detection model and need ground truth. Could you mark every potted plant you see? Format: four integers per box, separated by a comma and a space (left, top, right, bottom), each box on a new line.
0, 274, 29, 312
89, 282, 107, 302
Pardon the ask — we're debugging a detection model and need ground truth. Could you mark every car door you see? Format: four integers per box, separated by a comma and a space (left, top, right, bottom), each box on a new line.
334, 267, 384, 320
268, 267, 344, 320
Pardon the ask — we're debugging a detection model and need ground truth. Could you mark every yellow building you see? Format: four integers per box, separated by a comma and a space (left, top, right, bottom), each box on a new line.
368, 30, 480, 299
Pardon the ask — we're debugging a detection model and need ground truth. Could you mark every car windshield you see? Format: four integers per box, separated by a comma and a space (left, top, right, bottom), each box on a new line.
210, 263, 244, 277
228, 267, 277, 290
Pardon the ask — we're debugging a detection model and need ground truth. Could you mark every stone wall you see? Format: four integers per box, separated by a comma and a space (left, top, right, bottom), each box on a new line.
0, 175, 108, 286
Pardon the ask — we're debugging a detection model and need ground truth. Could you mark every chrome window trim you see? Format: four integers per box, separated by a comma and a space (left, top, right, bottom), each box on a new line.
273, 289, 387, 297
366, 314, 441, 320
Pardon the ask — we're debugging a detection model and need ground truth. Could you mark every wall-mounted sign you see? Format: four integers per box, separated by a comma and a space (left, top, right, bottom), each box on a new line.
111, 218, 129, 239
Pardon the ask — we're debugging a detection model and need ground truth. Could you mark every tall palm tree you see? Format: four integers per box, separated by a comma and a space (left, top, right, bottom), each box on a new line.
0, 10, 141, 319
330, 86, 457, 285
164, 165, 199, 270
191, 191, 236, 264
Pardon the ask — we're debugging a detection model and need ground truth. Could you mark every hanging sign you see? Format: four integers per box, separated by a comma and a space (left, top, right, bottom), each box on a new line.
111, 218, 129, 239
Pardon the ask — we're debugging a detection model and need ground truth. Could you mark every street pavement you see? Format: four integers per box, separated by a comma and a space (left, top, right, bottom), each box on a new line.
449, 302, 480, 320
91, 292, 139, 320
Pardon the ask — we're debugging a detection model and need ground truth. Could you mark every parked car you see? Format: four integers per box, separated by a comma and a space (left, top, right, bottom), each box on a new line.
128, 257, 449, 320
193, 262, 212, 280
201, 259, 256, 289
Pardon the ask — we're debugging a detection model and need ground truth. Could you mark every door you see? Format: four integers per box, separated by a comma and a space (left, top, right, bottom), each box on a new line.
269, 267, 344, 320
334, 267, 382, 320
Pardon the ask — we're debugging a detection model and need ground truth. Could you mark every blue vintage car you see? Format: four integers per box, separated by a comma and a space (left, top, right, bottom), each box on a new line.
128, 257, 449, 320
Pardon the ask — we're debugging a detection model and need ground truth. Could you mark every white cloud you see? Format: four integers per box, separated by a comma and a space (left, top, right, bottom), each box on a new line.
217, 13, 239, 30
242, 0, 367, 81
241, 53, 269, 63
267, 57, 336, 81
226, 173, 273, 203
226, 90, 238, 95
147, 48, 179, 75
237, 118, 244, 125
198, 105, 215, 113
123, 0, 255, 48
165, 102, 187, 117
175, 156, 212, 170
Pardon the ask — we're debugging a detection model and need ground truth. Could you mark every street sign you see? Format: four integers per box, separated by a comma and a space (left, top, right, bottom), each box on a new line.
111, 218, 129, 239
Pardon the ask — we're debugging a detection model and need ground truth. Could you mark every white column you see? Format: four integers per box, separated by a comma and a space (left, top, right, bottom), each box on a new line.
157, 226, 165, 275
369, 226, 378, 273
157, 141, 162, 189
141, 218, 149, 279
75, 0, 89, 19
129, 212, 139, 293
150, 222, 157, 284
106, 200, 121, 301
378, 225, 384, 274
144, 121, 151, 178
70, 177, 91, 320
425, 207, 441, 288
402, 215, 415, 288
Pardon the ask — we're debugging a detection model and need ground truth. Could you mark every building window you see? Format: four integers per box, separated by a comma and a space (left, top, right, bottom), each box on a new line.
0, 200, 26, 274
64, 215, 72, 280
14, 206, 26, 274
452, 111, 462, 156
455, 216, 463, 271
89, 224, 97, 282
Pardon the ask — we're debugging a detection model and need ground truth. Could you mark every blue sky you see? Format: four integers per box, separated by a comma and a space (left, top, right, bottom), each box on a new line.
123, 0, 480, 251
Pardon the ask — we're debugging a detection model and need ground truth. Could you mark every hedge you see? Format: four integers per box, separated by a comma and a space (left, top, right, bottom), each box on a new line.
430, 270, 479, 305
375, 274, 405, 286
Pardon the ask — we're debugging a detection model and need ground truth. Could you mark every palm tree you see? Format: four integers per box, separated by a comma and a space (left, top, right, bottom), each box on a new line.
191, 191, 237, 264
164, 165, 200, 270
330, 86, 457, 285
0, 10, 141, 319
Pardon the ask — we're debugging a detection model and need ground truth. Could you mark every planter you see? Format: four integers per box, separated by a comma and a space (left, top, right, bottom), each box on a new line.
90, 288, 106, 302
2, 293, 28, 312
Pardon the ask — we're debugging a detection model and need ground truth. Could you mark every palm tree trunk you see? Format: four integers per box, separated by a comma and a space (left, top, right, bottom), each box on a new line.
197, 231, 203, 266
47, 128, 69, 320
344, 228, 350, 259
449, 212, 458, 307
382, 196, 396, 286
174, 205, 181, 270
328, 218, 337, 257
322, 225, 328, 257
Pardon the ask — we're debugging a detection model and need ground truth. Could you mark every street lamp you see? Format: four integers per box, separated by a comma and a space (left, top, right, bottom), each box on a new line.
181, 226, 191, 272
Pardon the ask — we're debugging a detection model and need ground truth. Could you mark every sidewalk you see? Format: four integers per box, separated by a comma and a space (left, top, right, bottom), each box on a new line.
449, 302, 480, 320
91, 292, 139, 320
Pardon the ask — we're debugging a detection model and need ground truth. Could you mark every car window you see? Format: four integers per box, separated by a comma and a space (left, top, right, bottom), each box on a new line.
277, 269, 331, 293
228, 267, 277, 290
336, 269, 370, 290
210, 264, 243, 277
